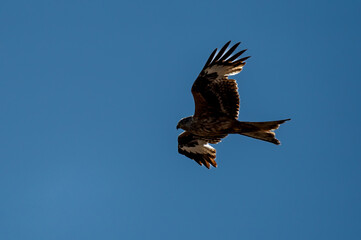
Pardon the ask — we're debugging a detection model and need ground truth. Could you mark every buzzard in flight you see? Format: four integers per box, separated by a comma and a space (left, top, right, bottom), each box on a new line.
177, 41, 290, 169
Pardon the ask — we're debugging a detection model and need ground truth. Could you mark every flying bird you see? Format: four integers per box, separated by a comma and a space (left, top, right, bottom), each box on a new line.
177, 41, 290, 169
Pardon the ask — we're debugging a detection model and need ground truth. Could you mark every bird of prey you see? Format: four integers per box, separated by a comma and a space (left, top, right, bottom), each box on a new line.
176, 41, 290, 169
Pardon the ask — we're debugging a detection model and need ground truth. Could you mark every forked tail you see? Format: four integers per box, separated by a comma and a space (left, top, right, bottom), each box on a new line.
234, 119, 290, 145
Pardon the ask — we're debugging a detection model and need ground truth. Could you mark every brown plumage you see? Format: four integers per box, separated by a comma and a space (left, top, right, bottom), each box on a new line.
177, 41, 290, 169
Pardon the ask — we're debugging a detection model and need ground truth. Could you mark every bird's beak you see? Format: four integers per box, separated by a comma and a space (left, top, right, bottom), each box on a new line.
176, 124, 179, 130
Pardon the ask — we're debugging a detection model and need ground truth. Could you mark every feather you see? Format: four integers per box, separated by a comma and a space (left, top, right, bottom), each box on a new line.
203, 48, 217, 69
213, 41, 231, 63
227, 49, 248, 62
219, 42, 241, 61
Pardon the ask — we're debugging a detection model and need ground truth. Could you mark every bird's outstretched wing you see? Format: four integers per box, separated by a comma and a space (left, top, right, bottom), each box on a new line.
178, 131, 225, 169
192, 41, 250, 119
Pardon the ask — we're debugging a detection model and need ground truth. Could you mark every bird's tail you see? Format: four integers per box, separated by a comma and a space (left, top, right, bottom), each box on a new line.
233, 119, 290, 145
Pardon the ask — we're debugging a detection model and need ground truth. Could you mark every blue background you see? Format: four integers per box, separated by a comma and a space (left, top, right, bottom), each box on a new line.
1, 0, 360, 239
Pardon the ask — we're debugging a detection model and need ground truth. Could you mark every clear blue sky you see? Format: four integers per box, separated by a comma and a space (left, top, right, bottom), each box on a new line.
1, 0, 360, 239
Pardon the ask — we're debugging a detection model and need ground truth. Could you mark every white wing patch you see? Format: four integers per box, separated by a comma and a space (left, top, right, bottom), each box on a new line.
181, 141, 215, 155
204, 63, 245, 77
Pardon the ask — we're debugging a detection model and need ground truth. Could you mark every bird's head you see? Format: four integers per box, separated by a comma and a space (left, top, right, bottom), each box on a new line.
176, 116, 193, 130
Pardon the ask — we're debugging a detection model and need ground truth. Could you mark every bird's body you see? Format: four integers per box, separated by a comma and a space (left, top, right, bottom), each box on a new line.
179, 115, 233, 136
177, 41, 290, 169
